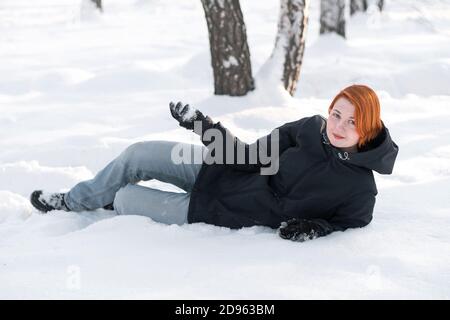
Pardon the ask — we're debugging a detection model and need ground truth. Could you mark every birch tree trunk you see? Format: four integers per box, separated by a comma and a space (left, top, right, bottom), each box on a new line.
272, 0, 310, 96
201, 0, 254, 96
91, 0, 102, 11
350, 0, 368, 15
320, 0, 345, 38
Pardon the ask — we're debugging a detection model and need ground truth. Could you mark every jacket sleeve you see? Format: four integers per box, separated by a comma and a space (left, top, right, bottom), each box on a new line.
282, 192, 376, 242
329, 191, 376, 231
193, 115, 306, 173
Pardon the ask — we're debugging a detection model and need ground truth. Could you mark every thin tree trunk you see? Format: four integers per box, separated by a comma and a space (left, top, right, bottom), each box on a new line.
201, 0, 254, 96
320, 0, 345, 38
377, 0, 384, 11
272, 0, 310, 96
91, 0, 102, 11
350, 0, 368, 15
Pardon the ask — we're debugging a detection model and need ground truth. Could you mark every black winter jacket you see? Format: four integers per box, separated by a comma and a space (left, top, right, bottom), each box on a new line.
187, 114, 399, 237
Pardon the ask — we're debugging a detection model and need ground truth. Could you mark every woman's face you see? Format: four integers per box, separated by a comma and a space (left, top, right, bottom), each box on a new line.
326, 97, 360, 151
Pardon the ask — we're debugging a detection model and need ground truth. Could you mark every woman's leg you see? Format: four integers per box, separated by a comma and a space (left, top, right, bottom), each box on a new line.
64, 140, 205, 212
113, 184, 191, 225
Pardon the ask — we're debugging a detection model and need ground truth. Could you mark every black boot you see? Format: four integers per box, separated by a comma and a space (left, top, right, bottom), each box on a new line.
30, 190, 70, 213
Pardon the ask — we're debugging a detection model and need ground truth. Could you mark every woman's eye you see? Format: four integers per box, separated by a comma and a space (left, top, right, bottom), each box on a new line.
348, 120, 355, 126
333, 113, 340, 118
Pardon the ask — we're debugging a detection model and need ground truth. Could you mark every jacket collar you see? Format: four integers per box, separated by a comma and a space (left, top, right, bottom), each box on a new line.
320, 117, 399, 174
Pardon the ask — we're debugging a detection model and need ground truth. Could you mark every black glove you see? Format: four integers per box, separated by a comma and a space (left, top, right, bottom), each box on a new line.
169, 101, 206, 130
278, 218, 322, 242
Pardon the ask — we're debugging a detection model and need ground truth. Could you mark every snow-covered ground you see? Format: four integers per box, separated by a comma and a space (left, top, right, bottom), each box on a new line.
1, 0, 449, 299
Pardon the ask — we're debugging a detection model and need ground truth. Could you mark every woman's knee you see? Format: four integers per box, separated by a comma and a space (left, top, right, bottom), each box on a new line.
120, 140, 172, 165
119, 141, 146, 163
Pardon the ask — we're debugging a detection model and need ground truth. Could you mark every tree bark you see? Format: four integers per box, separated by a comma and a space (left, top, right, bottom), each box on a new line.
377, 0, 384, 12
350, 0, 368, 15
272, 0, 310, 96
320, 0, 345, 38
201, 0, 254, 96
91, 0, 102, 11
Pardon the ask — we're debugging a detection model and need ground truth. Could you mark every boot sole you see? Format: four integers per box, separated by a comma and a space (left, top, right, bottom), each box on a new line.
30, 190, 53, 213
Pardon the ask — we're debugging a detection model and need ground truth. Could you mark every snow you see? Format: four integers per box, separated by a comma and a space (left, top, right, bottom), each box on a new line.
180, 103, 198, 123
1, 0, 449, 299
223, 56, 239, 68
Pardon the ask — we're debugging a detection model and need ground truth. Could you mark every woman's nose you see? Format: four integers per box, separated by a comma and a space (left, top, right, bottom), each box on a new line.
336, 121, 346, 130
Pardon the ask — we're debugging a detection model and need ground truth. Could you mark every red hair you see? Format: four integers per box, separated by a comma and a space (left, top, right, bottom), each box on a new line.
328, 84, 383, 148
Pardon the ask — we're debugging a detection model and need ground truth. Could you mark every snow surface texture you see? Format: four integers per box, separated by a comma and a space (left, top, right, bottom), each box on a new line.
1, 0, 449, 299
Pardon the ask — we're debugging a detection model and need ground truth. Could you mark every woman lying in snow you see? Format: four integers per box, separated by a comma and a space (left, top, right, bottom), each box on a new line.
30, 84, 399, 242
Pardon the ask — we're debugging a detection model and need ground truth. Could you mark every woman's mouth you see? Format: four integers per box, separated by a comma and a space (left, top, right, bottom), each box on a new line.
333, 133, 345, 140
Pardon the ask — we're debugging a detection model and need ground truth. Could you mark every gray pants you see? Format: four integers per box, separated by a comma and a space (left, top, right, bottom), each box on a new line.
64, 141, 205, 225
